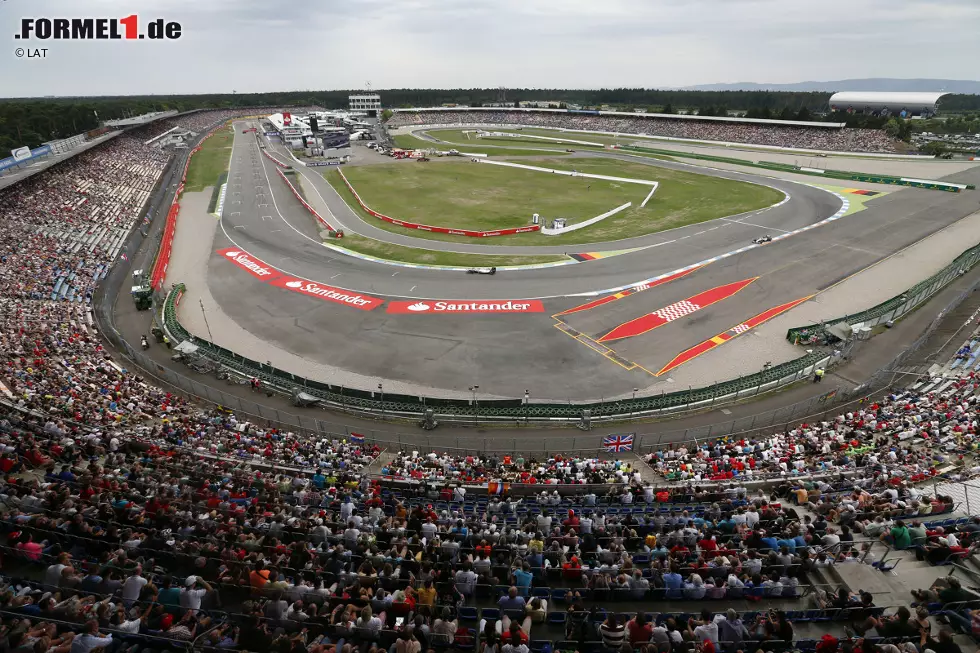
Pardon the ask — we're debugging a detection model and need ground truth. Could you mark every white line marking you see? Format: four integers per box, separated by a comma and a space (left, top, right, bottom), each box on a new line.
233, 225, 246, 230
722, 218, 790, 233
330, 273, 342, 279
392, 271, 399, 277
410, 286, 417, 292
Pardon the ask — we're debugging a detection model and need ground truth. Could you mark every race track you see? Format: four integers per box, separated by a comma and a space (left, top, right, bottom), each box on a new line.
201, 121, 980, 400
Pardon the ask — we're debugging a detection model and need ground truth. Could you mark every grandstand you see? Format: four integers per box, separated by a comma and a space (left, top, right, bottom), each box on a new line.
0, 100, 979, 653
388, 108, 896, 153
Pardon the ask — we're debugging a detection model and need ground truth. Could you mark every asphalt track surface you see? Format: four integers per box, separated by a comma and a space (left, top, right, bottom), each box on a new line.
205, 121, 980, 400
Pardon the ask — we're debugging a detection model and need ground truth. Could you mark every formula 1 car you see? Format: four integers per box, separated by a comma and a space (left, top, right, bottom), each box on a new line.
752, 235, 773, 244
466, 267, 497, 275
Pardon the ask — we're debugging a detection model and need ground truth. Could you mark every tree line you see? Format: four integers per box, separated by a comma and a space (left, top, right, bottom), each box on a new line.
1, 88, 978, 151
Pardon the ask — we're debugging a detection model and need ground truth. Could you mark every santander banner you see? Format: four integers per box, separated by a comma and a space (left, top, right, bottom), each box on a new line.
271, 276, 383, 311
387, 299, 544, 314
217, 247, 281, 281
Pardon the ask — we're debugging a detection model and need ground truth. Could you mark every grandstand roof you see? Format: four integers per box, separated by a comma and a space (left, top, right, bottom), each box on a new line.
0, 131, 120, 193
393, 106, 845, 129
829, 91, 950, 113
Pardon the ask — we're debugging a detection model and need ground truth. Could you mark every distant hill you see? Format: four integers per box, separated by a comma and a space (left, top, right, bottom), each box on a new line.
684, 78, 980, 94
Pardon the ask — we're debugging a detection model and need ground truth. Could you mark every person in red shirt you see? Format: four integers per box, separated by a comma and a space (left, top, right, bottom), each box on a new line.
627, 612, 653, 645
563, 510, 580, 529
698, 536, 718, 556
562, 555, 583, 581
501, 620, 529, 646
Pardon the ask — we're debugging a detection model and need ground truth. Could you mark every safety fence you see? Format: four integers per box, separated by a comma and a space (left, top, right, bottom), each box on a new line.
787, 240, 980, 345
335, 167, 541, 238
617, 144, 976, 191
161, 280, 833, 422
139, 251, 980, 449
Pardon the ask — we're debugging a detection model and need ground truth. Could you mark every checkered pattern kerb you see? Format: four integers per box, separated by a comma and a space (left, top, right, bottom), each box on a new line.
653, 299, 701, 322
731, 323, 752, 334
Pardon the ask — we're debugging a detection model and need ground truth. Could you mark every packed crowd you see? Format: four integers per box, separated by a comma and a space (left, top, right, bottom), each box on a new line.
0, 397, 976, 653
380, 453, 639, 486
643, 378, 978, 483
388, 110, 896, 153
0, 108, 276, 431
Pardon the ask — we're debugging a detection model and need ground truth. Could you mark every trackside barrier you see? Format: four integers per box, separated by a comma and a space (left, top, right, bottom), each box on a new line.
787, 240, 980, 344
261, 147, 289, 168
275, 167, 336, 231
99, 258, 975, 445
617, 145, 974, 191
149, 199, 180, 289
161, 281, 834, 422
148, 122, 231, 290
335, 168, 541, 238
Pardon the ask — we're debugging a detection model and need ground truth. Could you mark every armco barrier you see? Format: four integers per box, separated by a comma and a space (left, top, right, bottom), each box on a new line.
162, 280, 831, 422
336, 168, 540, 238
787, 240, 980, 344
618, 145, 969, 192
275, 168, 336, 231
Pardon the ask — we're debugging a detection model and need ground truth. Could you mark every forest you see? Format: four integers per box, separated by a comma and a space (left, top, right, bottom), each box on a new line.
2, 88, 978, 151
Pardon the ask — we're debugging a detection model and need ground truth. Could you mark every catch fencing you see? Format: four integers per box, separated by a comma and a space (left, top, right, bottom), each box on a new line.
787, 241, 980, 345
153, 239, 980, 426
96, 260, 979, 462
160, 280, 835, 423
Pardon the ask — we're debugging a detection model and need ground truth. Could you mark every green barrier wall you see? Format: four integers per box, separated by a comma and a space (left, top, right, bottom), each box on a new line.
787, 241, 980, 344
619, 145, 968, 192
162, 283, 830, 421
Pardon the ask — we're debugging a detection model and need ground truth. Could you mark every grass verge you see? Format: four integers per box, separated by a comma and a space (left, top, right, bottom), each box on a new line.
326, 157, 783, 246
331, 233, 567, 267
184, 126, 234, 192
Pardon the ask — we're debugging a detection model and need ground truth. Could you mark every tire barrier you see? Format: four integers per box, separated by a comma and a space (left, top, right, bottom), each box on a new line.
336, 168, 540, 238
787, 240, 980, 345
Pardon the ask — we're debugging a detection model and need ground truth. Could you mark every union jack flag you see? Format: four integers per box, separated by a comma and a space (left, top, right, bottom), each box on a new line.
602, 433, 634, 453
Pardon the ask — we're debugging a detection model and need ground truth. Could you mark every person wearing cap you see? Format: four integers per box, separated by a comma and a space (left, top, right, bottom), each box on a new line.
180, 575, 213, 615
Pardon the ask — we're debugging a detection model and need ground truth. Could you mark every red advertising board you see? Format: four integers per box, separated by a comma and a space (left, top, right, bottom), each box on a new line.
387, 300, 544, 314
283, 111, 291, 126
216, 247, 282, 281
270, 276, 382, 311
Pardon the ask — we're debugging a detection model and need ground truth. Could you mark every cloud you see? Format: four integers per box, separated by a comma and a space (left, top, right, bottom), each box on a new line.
1, 0, 976, 96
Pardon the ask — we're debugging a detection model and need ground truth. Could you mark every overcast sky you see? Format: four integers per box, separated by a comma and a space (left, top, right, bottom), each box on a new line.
3, 0, 978, 97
